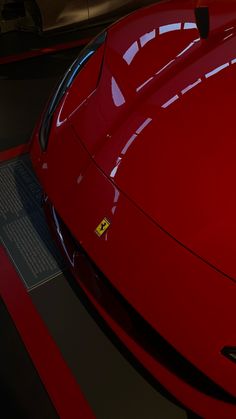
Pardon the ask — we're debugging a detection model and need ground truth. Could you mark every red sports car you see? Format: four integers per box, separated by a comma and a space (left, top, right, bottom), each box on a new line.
31, 1, 236, 417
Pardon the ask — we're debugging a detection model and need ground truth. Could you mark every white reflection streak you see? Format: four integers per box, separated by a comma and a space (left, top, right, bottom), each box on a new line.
123, 41, 139, 64
177, 42, 195, 57
176, 38, 200, 58
181, 78, 201, 95
121, 118, 152, 155
111, 206, 116, 215
136, 117, 152, 134
112, 189, 120, 215
140, 29, 156, 47
57, 105, 66, 127
155, 59, 175, 76
110, 118, 152, 178
159, 23, 181, 35
77, 174, 83, 185
110, 161, 121, 178
114, 189, 120, 203
184, 22, 197, 30
136, 76, 153, 92
224, 33, 234, 41
110, 166, 118, 178
111, 77, 125, 107
123, 21, 197, 67
205, 62, 229, 78
162, 95, 179, 109
121, 134, 137, 155
163, 56, 236, 107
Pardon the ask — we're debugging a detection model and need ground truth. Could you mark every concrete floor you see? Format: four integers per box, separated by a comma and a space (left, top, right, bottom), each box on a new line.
31, 274, 188, 419
0, 35, 197, 419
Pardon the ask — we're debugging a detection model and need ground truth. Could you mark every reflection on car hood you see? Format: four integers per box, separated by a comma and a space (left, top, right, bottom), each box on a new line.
70, 0, 236, 281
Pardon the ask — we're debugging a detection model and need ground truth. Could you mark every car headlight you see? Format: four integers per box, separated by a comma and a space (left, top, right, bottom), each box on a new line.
39, 31, 107, 151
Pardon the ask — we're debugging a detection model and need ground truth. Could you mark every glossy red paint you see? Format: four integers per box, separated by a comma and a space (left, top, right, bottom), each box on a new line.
31, 1, 236, 417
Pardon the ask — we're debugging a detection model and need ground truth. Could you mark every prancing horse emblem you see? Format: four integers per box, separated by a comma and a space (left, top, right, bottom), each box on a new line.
95, 218, 111, 237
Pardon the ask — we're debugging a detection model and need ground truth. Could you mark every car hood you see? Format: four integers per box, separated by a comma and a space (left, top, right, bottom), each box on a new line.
70, 0, 236, 282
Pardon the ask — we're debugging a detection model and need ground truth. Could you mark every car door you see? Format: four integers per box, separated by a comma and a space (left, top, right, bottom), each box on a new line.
36, 0, 89, 32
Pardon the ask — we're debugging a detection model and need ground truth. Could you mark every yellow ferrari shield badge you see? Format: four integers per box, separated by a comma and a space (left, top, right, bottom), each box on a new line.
95, 217, 110, 237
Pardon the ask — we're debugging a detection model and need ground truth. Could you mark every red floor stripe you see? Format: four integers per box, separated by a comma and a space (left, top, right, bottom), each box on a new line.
0, 246, 95, 419
0, 143, 31, 162
0, 37, 91, 65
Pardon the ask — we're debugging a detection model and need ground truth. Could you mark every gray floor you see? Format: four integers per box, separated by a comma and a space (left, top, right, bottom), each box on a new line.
30, 274, 188, 419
